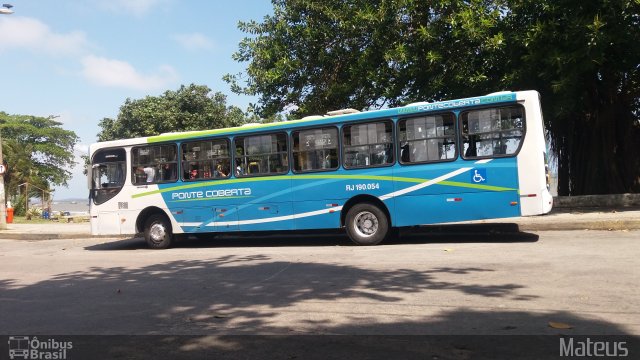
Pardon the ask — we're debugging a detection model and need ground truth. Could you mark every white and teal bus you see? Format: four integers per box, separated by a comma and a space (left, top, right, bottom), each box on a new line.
89, 90, 552, 248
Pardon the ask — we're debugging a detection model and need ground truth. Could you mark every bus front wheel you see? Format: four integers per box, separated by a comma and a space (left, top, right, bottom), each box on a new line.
144, 214, 173, 249
345, 203, 389, 246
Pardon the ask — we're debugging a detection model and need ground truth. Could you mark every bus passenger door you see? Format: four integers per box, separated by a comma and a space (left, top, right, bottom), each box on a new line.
236, 176, 293, 232
180, 207, 208, 233
213, 207, 239, 231
238, 203, 293, 231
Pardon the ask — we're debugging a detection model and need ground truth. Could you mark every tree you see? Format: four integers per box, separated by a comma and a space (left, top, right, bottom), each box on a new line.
97, 84, 249, 141
227, 0, 640, 195
504, 0, 640, 195
1, 112, 79, 205
225, 0, 507, 117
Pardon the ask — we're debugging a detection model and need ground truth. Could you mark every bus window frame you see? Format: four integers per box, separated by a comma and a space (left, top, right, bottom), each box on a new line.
180, 137, 232, 182
291, 125, 341, 174
458, 104, 527, 161
130, 143, 179, 185
341, 119, 396, 170
396, 111, 458, 166
232, 131, 290, 178
90, 146, 127, 206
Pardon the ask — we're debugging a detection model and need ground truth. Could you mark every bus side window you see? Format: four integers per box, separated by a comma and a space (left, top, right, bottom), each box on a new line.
132, 144, 177, 184
235, 132, 288, 177
460, 106, 524, 159
292, 127, 339, 173
398, 113, 456, 164
182, 138, 231, 181
343, 120, 394, 169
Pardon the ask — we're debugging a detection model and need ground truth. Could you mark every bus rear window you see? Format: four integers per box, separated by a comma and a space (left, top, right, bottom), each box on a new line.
461, 106, 525, 159
91, 148, 126, 205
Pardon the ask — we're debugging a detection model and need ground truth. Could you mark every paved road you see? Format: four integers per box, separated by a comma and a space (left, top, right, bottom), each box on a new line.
1, 229, 638, 338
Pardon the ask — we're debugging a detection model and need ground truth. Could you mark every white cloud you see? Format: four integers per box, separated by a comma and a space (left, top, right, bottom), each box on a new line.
96, 0, 168, 16
80, 55, 179, 91
0, 16, 89, 55
75, 144, 90, 155
172, 33, 214, 51
0, 15, 181, 91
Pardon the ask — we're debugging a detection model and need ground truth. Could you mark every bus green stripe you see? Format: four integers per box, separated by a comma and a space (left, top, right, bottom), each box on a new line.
132, 174, 515, 199
148, 116, 334, 143
437, 180, 515, 192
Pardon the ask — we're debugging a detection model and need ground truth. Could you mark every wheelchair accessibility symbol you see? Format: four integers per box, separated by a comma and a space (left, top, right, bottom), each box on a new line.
472, 169, 487, 183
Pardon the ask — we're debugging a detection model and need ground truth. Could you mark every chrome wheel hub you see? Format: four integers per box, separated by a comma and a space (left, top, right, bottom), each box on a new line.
149, 223, 166, 243
353, 211, 378, 237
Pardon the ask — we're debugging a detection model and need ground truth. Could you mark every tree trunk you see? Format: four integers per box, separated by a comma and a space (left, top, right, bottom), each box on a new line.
559, 78, 640, 195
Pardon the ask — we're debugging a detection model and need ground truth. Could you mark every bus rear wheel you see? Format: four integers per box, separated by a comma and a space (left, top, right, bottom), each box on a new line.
144, 214, 173, 249
345, 203, 389, 246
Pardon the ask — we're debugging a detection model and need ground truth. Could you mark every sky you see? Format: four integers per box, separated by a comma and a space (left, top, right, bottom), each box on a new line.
0, 0, 273, 199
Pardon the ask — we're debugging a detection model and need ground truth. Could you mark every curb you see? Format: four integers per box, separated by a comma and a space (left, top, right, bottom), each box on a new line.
517, 220, 640, 232
0, 233, 130, 241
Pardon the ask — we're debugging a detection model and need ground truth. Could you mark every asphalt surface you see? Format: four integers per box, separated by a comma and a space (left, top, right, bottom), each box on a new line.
1, 229, 638, 336
1, 213, 639, 359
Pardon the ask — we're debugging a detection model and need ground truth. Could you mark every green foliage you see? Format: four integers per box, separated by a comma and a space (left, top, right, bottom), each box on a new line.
1, 112, 79, 201
228, 0, 640, 195
13, 193, 26, 217
225, 0, 509, 118
97, 84, 249, 141
504, 0, 640, 195
26, 206, 42, 220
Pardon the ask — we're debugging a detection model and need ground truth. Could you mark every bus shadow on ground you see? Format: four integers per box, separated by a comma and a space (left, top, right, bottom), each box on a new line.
85, 223, 537, 251
397, 223, 539, 244
0, 254, 635, 360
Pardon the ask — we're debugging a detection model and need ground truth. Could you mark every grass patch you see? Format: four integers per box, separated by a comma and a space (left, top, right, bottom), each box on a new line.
11, 216, 52, 224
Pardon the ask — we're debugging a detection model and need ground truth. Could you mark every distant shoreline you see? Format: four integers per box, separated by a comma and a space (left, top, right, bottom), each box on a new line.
26, 200, 90, 214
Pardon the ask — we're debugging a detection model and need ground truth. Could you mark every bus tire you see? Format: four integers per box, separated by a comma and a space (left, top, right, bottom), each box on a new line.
345, 203, 389, 246
144, 214, 173, 249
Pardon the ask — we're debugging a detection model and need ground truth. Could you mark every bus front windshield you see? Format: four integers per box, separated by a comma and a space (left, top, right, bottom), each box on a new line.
91, 148, 126, 205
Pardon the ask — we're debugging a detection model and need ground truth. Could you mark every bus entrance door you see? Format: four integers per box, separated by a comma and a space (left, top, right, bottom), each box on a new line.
213, 207, 239, 231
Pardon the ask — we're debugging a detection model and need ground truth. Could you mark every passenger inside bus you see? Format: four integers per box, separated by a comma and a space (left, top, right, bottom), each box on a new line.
160, 163, 176, 181
183, 161, 199, 180
235, 159, 244, 176
248, 160, 260, 174
135, 166, 156, 183
401, 143, 410, 162
215, 161, 229, 177
465, 136, 478, 157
